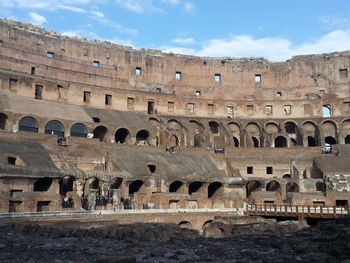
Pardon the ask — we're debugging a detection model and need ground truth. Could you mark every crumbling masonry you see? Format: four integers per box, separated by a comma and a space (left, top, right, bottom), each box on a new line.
0, 19, 349, 217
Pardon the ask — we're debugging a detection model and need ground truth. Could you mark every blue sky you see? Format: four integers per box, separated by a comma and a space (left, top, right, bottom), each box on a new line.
1, 0, 350, 61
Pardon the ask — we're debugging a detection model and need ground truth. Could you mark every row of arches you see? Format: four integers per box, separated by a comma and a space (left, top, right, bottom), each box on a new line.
246, 180, 326, 197
169, 181, 223, 198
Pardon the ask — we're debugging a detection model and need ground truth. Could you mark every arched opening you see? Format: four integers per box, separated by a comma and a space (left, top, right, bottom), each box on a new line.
136, 130, 150, 145
323, 105, 331, 117
283, 174, 291, 179
189, 119, 202, 133
285, 122, 297, 134
265, 123, 279, 134
202, 220, 213, 230
208, 182, 223, 198
189, 181, 203, 195
286, 182, 299, 193
129, 180, 143, 195
70, 123, 88, 138
275, 136, 287, 148
307, 136, 317, 147
266, 180, 281, 194
115, 128, 130, 143
252, 137, 259, 147
170, 134, 180, 146
167, 119, 182, 130
45, 120, 64, 137
232, 136, 240, 147
325, 136, 337, 145
0, 113, 8, 130
89, 178, 99, 190
291, 138, 297, 146
93, 126, 107, 141
316, 182, 326, 192
111, 178, 123, 189
19, 116, 38, 133
178, 221, 192, 229
147, 164, 156, 173
246, 180, 262, 197
209, 121, 220, 134
34, 177, 52, 192
59, 176, 75, 195
194, 134, 202, 148
169, 181, 183, 193
346, 135, 350, 144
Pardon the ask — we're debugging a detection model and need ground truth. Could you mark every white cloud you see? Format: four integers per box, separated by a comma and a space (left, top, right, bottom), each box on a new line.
114, 0, 163, 14
195, 30, 350, 61
58, 5, 86, 13
160, 45, 197, 55
171, 37, 195, 45
162, 0, 179, 5
90, 10, 104, 17
28, 12, 47, 26
321, 16, 350, 27
183, 2, 194, 13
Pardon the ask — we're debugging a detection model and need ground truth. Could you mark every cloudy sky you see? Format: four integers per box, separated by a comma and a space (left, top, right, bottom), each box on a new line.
0, 0, 350, 61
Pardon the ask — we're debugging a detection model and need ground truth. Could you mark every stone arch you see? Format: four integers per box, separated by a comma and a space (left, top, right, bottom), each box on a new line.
170, 134, 180, 146
266, 180, 282, 195
208, 182, 223, 198
34, 177, 52, 192
136, 129, 150, 145
228, 122, 241, 147
252, 137, 259, 147
274, 136, 288, 148
208, 121, 220, 134
178, 221, 192, 229
265, 122, 279, 134
70, 123, 88, 138
302, 121, 319, 147
115, 128, 131, 143
285, 121, 298, 134
93, 126, 108, 141
325, 136, 337, 145
189, 181, 203, 195
286, 182, 299, 193
316, 182, 326, 192
246, 180, 262, 197
245, 123, 260, 147
169, 181, 184, 193
129, 180, 144, 195
322, 105, 331, 117
167, 119, 182, 130
45, 120, 64, 136
59, 176, 75, 195
202, 220, 213, 230
322, 120, 337, 144
232, 136, 240, 147
0, 113, 8, 130
283, 174, 291, 179
111, 178, 123, 189
189, 119, 203, 133
19, 116, 39, 133
340, 119, 350, 144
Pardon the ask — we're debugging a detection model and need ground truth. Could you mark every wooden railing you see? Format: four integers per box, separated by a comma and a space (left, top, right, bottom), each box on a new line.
245, 204, 348, 218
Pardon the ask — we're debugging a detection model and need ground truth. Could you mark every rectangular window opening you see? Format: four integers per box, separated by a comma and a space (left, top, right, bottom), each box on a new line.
148, 100, 154, 114
93, 61, 100, 67
276, 91, 282, 97
227, 106, 233, 118
9, 78, 17, 90
47, 52, 54, 58
339, 68, 348, 79
195, 90, 201, 97
247, 166, 253, 174
208, 104, 214, 115
105, 94, 112, 105
136, 67, 141, 76
127, 97, 134, 110
266, 167, 273, 174
168, 101, 174, 112
7, 156, 16, 165
83, 91, 91, 103
247, 105, 254, 115
175, 72, 181, 80
0, 40, 3, 46
156, 88, 161, 93
255, 74, 261, 83
214, 74, 221, 83
187, 103, 194, 113
265, 105, 273, 115
31, 67, 36, 75
283, 105, 291, 115
35, 85, 43, 100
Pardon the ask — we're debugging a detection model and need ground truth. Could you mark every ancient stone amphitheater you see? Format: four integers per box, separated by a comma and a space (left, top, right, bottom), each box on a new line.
0, 19, 349, 222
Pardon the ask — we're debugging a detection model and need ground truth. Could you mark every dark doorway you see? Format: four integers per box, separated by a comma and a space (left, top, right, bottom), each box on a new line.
325, 136, 336, 145
233, 136, 240, 147
37, 201, 50, 212
45, 120, 64, 137
34, 177, 52, 192
136, 130, 149, 144
286, 182, 299, 193
189, 181, 203, 195
148, 101, 154, 114
208, 182, 223, 198
0, 113, 8, 130
115, 128, 130, 143
19, 116, 39, 133
169, 181, 183, 193
59, 176, 75, 195
307, 136, 317, 147
336, 200, 348, 207
275, 136, 287, 148
266, 180, 281, 194
252, 137, 259, 147
246, 180, 262, 197
129, 180, 143, 195
209, 121, 220, 134
70, 123, 88, 137
93, 126, 107, 141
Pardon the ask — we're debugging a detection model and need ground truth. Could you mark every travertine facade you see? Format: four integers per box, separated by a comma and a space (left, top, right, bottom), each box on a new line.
0, 19, 349, 216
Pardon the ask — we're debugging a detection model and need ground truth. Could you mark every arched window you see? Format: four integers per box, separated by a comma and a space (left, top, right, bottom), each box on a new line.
233, 136, 240, 147
285, 122, 297, 134
115, 128, 130, 143
34, 177, 52, 192
325, 136, 336, 145
136, 130, 150, 145
45, 120, 64, 137
345, 135, 350, 144
323, 105, 331, 117
307, 136, 317, 147
275, 136, 287, 148
70, 123, 87, 137
93, 126, 108, 141
169, 181, 184, 193
129, 180, 143, 195
0, 113, 8, 130
252, 137, 259, 147
209, 121, 220, 134
189, 181, 203, 195
19, 116, 39, 133
208, 182, 223, 198
246, 180, 262, 197
266, 180, 281, 194
286, 182, 299, 193
316, 182, 326, 192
